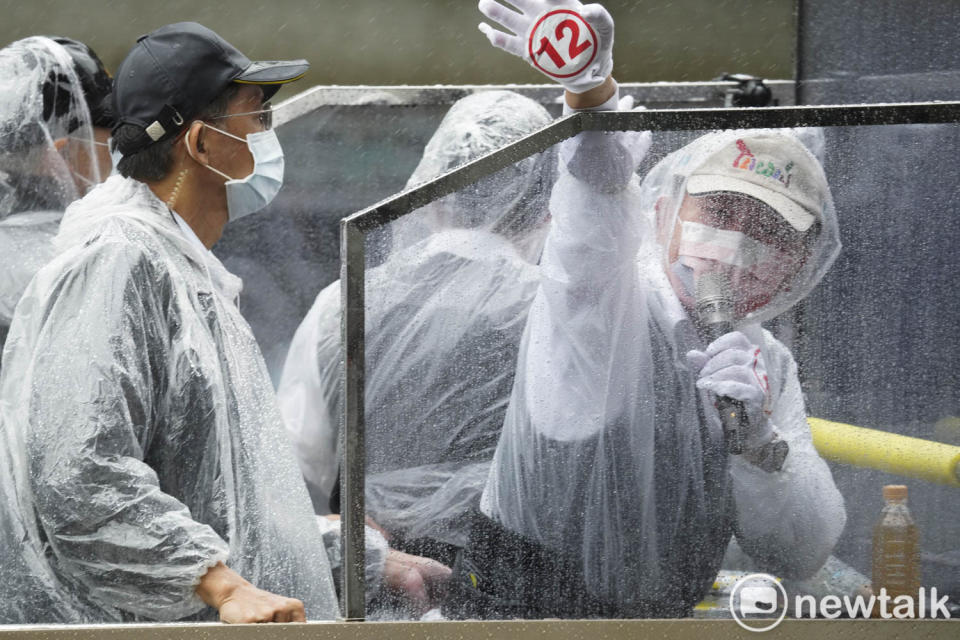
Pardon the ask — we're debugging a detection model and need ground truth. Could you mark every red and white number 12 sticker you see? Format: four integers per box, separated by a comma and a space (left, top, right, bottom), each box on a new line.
528, 9, 598, 79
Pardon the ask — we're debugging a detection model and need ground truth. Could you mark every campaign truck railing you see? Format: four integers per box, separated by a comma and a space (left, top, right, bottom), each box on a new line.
339, 100, 960, 621
271, 80, 798, 128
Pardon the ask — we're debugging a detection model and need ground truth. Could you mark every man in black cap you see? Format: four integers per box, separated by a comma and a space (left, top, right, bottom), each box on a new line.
0, 23, 447, 625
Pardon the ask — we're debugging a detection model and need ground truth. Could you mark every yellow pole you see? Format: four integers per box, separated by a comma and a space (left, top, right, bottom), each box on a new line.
808, 418, 960, 488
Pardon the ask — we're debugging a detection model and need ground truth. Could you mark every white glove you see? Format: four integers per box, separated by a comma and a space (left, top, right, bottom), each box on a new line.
687, 331, 774, 450
478, 0, 614, 94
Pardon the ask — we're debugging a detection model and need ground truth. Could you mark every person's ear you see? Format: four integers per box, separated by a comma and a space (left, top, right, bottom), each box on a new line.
182, 121, 208, 165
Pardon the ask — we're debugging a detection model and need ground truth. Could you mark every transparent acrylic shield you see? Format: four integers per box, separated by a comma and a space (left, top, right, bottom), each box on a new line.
341, 118, 960, 620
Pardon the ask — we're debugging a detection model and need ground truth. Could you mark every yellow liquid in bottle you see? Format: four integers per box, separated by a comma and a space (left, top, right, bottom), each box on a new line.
871, 486, 921, 615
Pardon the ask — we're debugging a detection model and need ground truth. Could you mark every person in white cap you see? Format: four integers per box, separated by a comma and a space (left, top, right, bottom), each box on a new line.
444, 0, 846, 619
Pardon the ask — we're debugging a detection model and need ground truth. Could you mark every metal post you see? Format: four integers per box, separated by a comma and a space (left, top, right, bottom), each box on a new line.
794, 0, 808, 105
340, 220, 366, 621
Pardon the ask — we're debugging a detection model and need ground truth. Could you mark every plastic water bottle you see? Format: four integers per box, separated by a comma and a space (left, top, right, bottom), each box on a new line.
871, 485, 921, 602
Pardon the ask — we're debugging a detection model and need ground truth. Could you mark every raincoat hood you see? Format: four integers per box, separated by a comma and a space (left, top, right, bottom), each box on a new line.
638, 129, 841, 326
0, 36, 105, 220
392, 90, 556, 257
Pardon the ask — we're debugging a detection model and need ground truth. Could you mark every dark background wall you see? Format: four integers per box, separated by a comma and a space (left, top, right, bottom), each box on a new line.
798, 0, 960, 102
795, 0, 960, 594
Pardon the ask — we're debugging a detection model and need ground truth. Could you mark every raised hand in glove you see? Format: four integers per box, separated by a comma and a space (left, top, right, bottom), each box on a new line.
687, 331, 775, 451
478, 0, 614, 94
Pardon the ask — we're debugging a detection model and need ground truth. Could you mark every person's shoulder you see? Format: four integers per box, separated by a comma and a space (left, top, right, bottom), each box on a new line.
39, 222, 174, 304
296, 278, 341, 337
420, 229, 529, 269
72, 217, 163, 264
309, 279, 341, 317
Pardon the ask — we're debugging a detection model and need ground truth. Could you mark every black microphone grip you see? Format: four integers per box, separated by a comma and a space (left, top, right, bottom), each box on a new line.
699, 320, 746, 455
714, 396, 746, 455
695, 273, 746, 455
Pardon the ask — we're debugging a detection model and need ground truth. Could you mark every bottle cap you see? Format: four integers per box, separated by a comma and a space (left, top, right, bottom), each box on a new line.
883, 485, 908, 501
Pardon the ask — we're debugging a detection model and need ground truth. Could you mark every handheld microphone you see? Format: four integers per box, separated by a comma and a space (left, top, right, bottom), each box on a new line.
694, 272, 745, 455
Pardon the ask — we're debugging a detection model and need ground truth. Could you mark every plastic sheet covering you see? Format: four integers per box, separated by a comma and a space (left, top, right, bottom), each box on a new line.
279, 91, 555, 547
479, 126, 846, 615
797, 123, 960, 595
0, 36, 102, 353
0, 175, 337, 623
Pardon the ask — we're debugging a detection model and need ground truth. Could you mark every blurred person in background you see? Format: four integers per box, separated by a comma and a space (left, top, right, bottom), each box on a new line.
278, 90, 555, 572
0, 35, 114, 360
443, 0, 846, 618
0, 22, 446, 625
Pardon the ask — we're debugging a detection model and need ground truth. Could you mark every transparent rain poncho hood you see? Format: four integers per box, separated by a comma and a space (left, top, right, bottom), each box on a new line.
639, 129, 841, 327
279, 91, 555, 546
0, 36, 106, 345
389, 90, 556, 254
480, 127, 844, 615
0, 175, 337, 623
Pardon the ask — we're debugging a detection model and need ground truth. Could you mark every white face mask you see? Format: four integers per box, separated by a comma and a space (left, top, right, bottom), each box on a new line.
190, 123, 285, 221
676, 220, 804, 317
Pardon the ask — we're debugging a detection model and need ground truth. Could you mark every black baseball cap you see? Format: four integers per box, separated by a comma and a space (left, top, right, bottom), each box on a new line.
113, 22, 308, 155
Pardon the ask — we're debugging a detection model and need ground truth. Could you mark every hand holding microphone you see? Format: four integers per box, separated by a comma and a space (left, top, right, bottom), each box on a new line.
687, 273, 774, 455
687, 332, 775, 451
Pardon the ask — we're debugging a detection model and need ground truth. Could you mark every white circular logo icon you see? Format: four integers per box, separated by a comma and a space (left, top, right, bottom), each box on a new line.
729, 573, 788, 632
527, 9, 598, 79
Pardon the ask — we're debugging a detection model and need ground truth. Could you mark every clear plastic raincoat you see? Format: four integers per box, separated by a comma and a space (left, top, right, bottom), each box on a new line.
278, 91, 555, 546
479, 125, 846, 615
0, 174, 338, 623
0, 36, 106, 355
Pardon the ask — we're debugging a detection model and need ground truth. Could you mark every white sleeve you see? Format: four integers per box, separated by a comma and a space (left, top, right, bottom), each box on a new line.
481, 97, 665, 596
278, 282, 342, 513
524, 130, 648, 441
730, 340, 847, 579
557, 82, 652, 195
